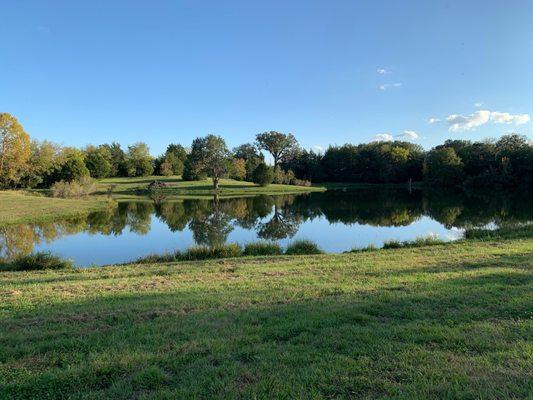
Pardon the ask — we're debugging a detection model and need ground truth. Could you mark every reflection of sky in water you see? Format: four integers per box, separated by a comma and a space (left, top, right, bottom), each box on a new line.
34, 213, 464, 267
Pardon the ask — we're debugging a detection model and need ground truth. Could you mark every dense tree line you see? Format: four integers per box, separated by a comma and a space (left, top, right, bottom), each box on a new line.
1, 112, 531, 190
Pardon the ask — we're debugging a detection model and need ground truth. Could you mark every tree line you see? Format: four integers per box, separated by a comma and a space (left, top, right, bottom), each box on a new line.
1, 112, 531, 190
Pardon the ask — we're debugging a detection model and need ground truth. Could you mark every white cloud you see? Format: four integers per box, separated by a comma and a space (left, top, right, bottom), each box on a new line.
312, 145, 324, 152
474, 102, 483, 108
446, 109, 530, 132
372, 133, 393, 142
428, 117, 440, 124
447, 110, 491, 132
490, 111, 530, 125
396, 130, 419, 140
377, 67, 391, 75
379, 82, 402, 91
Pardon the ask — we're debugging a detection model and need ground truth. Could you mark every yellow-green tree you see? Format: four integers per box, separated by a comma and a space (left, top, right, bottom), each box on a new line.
0, 113, 31, 188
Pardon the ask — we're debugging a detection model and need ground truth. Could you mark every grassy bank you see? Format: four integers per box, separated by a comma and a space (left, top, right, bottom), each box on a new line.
97, 176, 325, 198
0, 191, 109, 226
1, 238, 531, 399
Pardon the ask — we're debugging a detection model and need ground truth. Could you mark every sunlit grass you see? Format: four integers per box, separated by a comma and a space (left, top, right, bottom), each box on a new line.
0, 191, 108, 226
97, 176, 325, 198
1, 238, 531, 398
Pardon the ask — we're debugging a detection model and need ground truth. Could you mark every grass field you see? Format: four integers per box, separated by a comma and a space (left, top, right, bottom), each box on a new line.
97, 176, 325, 197
1, 238, 531, 399
0, 191, 109, 226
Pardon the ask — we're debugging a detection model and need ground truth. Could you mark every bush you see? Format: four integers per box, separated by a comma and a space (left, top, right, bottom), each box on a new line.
1, 252, 74, 271
285, 240, 323, 255
346, 243, 378, 253
383, 235, 444, 249
182, 244, 242, 260
252, 163, 274, 186
51, 176, 96, 198
244, 241, 283, 256
134, 251, 179, 264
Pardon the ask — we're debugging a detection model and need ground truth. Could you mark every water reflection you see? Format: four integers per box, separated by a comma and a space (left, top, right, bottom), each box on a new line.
1, 188, 531, 265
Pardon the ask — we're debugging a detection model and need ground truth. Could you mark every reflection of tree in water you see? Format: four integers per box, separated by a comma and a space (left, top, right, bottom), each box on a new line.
1, 189, 531, 261
124, 202, 153, 235
188, 196, 233, 247
155, 202, 188, 232
256, 197, 301, 240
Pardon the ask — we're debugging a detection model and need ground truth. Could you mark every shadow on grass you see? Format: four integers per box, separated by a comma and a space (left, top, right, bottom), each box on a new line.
1, 256, 531, 399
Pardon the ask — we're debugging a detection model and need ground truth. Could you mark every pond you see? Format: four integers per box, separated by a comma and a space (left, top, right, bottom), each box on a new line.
1, 188, 531, 266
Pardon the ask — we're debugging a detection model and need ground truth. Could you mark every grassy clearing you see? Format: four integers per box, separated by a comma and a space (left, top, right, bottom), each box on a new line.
0, 191, 109, 226
97, 176, 325, 198
1, 238, 531, 399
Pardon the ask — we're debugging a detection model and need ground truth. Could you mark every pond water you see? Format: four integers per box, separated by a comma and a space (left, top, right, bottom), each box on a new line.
1, 188, 531, 266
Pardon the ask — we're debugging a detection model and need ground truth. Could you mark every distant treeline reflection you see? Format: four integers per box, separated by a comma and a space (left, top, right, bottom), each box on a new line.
1, 189, 531, 261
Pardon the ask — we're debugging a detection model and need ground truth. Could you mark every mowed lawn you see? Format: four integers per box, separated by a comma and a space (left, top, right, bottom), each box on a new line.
97, 176, 325, 197
0, 191, 107, 226
1, 239, 531, 399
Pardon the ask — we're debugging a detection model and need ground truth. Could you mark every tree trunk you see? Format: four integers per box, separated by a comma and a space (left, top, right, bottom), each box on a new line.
213, 176, 219, 191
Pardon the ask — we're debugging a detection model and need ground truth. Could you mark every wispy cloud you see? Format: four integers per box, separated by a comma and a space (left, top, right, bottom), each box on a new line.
377, 67, 391, 75
490, 111, 530, 125
396, 130, 419, 140
312, 145, 324, 152
446, 109, 531, 131
372, 133, 393, 142
372, 130, 419, 142
379, 82, 402, 91
474, 102, 483, 108
428, 117, 440, 124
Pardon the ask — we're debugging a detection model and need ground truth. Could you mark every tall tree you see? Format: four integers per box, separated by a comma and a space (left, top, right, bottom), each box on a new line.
188, 135, 231, 190
125, 142, 154, 177
0, 113, 31, 188
233, 143, 264, 180
255, 131, 297, 167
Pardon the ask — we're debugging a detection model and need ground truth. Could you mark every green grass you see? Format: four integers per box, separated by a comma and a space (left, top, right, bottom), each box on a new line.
1, 238, 531, 399
0, 191, 110, 226
97, 176, 325, 198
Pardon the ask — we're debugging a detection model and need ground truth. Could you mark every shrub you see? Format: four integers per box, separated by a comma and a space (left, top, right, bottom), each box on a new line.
1, 252, 74, 271
383, 235, 445, 249
285, 240, 323, 255
382, 239, 402, 249
51, 176, 96, 198
244, 241, 283, 256
182, 244, 242, 260
252, 163, 274, 186
346, 243, 378, 253
134, 251, 179, 264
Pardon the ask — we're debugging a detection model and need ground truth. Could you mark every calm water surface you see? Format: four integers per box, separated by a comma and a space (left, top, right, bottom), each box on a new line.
1, 188, 531, 266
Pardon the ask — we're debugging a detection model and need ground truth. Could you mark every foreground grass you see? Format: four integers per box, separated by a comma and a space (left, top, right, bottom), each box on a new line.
0, 191, 109, 226
1, 239, 532, 399
97, 176, 325, 198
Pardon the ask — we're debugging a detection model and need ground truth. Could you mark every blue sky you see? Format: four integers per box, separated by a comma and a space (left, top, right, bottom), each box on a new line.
1, 0, 532, 155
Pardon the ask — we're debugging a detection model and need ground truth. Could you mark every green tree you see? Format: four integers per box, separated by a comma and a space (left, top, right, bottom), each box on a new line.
125, 142, 154, 177
252, 163, 274, 186
0, 113, 31, 188
85, 145, 112, 178
187, 135, 231, 190
233, 143, 264, 180
256, 131, 298, 167
23, 140, 63, 188
56, 148, 90, 182
424, 147, 464, 186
